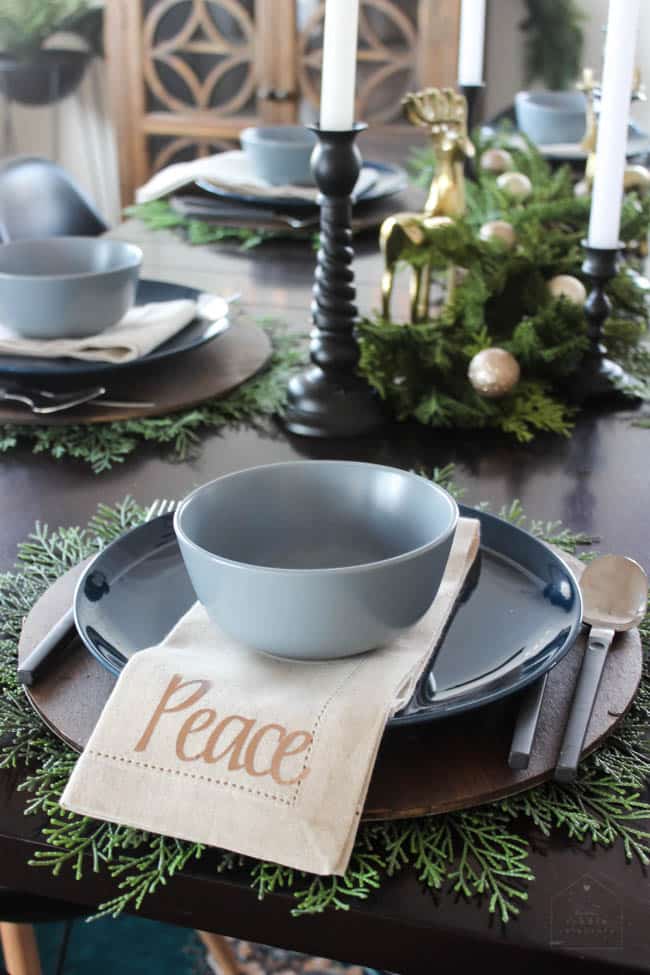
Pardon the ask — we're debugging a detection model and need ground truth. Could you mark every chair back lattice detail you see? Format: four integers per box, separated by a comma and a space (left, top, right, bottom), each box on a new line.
143, 0, 256, 114
105, 0, 461, 206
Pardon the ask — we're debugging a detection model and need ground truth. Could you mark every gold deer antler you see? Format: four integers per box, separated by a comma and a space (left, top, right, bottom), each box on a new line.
403, 88, 467, 132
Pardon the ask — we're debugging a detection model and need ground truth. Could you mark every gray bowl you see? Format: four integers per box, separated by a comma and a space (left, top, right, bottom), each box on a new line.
0, 237, 142, 339
174, 461, 459, 659
240, 125, 317, 186
514, 90, 586, 146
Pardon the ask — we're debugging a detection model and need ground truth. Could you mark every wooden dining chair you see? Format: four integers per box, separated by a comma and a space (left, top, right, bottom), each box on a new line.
104, 0, 462, 206
0, 890, 241, 975
0, 889, 87, 975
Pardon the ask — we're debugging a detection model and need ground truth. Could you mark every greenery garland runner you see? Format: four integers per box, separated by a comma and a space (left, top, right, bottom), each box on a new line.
126, 200, 320, 250
1, 472, 649, 924
357, 134, 650, 442
125, 201, 284, 250
0, 329, 305, 474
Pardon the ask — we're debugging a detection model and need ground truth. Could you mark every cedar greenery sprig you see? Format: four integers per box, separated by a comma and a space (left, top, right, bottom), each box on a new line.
125, 200, 281, 251
0, 0, 98, 55
520, 0, 585, 92
360, 135, 650, 441
1, 482, 649, 925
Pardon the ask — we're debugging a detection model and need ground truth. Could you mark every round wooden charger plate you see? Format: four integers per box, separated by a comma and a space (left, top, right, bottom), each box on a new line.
0, 319, 271, 426
19, 553, 642, 821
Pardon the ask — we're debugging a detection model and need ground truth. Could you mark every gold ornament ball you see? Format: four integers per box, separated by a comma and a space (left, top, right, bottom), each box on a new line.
547, 274, 587, 305
480, 148, 514, 174
496, 171, 533, 200
468, 348, 521, 398
478, 220, 517, 248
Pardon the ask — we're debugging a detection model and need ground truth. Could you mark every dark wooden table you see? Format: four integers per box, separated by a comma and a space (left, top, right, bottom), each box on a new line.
1, 135, 649, 974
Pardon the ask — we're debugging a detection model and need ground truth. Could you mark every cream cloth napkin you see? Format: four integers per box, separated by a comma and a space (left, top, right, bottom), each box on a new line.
0, 300, 197, 364
62, 518, 480, 876
135, 151, 376, 205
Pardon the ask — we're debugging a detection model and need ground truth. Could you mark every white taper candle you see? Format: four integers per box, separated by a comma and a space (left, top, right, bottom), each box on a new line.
588, 0, 640, 249
458, 0, 486, 86
320, 0, 360, 130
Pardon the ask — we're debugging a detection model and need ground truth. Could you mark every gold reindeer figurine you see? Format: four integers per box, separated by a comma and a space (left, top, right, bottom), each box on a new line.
380, 88, 474, 323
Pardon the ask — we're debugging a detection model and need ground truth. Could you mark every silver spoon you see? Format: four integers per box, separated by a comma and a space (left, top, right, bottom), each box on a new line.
555, 554, 648, 783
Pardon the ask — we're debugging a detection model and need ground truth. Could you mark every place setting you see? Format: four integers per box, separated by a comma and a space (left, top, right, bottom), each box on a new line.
133, 125, 409, 241
0, 236, 272, 426
13, 458, 645, 868
4, 1, 650, 971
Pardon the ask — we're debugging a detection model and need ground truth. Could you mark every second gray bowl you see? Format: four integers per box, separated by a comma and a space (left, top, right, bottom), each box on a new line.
240, 125, 317, 186
174, 461, 459, 659
514, 90, 586, 146
0, 237, 142, 339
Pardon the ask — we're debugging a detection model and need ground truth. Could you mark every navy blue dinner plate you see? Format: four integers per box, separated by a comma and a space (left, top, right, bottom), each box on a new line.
196, 161, 408, 211
74, 504, 582, 726
0, 279, 230, 381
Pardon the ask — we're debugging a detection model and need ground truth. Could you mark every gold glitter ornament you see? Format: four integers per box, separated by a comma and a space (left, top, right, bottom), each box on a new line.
480, 148, 514, 173
468, 348, 521, 398
478, 220, 517, 248
547, 274, 587, 305
496, 171, 533, 200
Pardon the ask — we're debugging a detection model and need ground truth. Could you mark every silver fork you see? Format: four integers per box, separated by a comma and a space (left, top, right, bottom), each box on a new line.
0, 383, 156, 414
0, 383, 107, 414
18, 499, 176, 686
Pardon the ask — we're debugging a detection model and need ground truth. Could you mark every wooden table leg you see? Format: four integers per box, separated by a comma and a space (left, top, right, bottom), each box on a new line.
196, 930, 240, 975
0, 923, 42, 975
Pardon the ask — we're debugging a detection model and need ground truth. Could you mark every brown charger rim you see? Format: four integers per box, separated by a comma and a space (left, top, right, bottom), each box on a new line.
18, 552, 642, 822
0, 319, 272, 426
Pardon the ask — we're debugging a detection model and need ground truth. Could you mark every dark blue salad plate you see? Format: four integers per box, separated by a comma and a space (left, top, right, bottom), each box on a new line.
0, 279, 230, 380
196, 161, 408, 211
74, 504, 582, 726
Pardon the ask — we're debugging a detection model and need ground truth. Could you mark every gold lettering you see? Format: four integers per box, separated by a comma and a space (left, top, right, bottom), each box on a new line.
176, 708, 217, 761
134, 674, 211, 752
243, 723, 285, 777
202, 715, 256, 768
270, 730, 313, 785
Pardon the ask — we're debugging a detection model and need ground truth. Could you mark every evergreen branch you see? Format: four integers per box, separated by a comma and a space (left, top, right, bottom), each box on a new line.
125, 201, 280, 250
372, 135, 650, 441
126, 201, 320, 251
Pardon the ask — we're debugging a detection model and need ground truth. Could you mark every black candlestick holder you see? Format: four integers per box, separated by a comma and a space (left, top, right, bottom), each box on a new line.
572, 242, 635, 401
459, 83, 484, 134
459, 83, 484, 182
284, 124, 385, 437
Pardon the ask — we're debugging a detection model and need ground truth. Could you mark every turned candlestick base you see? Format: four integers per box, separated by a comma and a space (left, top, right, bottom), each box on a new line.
284, 124, 385, 438
286, 366, 385, 438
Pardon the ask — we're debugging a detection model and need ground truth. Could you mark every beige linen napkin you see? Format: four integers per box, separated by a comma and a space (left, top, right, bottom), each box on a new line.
62, 518, 480, 876
0, 299, 196, 364
135, 151, 376, 204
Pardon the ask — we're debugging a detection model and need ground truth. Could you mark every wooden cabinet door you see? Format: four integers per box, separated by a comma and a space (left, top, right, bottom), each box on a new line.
106, 0, 460, 206
298, 0, 461, 125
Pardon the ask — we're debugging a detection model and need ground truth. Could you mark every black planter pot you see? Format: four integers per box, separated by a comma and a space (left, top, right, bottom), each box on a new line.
0, 49, 89, 106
